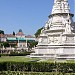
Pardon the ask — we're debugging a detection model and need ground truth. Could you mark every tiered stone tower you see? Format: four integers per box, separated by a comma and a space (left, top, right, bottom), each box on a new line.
31, 0, 75, 60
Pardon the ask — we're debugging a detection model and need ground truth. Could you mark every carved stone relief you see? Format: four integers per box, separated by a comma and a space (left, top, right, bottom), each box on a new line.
48, 37, 59, 44
39, 37, 48, 43
39, 38, 42, 43
66, 36, 74, 42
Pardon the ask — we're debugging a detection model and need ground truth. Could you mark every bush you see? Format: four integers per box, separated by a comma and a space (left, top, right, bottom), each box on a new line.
9, 51, 32, 56
0, 54, 9, 56
0, 62, 75, 73
3, 42, 10, 47
0, 62, 54, 72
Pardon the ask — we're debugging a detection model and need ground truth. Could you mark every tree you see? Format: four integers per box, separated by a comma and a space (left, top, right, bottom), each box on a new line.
3, 42, 10, 47
35, 27, 43, 38
28, 41, 38, 48
13, 31, 15, 35
0, 30, 4, 34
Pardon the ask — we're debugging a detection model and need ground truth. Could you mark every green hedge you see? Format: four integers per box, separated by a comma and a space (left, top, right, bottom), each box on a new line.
9, 52, 31, 56
0, 62, 75, 73
0, 51, 31, 56
0, 62, 54, 72
0, 54, 9, 56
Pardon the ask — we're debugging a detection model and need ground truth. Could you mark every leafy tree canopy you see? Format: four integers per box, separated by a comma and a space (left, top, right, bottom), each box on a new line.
0, 30, 4, 34
35, 27, 43, 38
28, 41, 38, 48
13, 31, 15, 35
3, 42, 10, 47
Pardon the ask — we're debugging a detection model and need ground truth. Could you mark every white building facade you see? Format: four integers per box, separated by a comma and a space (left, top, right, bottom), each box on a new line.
31, 0, 75, 60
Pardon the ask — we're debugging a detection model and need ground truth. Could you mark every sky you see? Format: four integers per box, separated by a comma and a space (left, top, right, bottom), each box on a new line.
0, 0, 75, 35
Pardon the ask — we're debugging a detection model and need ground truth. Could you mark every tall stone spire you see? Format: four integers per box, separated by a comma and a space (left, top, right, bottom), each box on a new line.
47, 0, 74, 31
52, 0, 70, 14
54, 0, 61, 3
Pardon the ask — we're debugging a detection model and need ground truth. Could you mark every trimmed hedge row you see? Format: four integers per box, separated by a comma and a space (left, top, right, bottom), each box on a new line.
9, 52, 32, 56
0, 62, 75, 73
0, 51, 32, 56
0, 62, 54, 72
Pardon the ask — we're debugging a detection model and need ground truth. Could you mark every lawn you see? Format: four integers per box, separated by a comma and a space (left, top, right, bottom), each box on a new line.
0, 56, 40, 62
0, 56, 75, 63
0, 56, 55, 63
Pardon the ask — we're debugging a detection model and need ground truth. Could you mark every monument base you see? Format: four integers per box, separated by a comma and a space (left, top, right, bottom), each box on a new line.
30, 45, 75, 60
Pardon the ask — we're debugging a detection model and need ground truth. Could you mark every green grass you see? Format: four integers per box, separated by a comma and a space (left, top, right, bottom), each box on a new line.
0, 56, 40, 62
0, 56, 59, 63
67, 60, 75, 63
0, 56, 75, 63
39, 59, 75, 63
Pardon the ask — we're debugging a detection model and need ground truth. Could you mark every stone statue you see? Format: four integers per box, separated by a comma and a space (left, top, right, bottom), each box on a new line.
44, 21, 49, 30
65, 14, 72, 33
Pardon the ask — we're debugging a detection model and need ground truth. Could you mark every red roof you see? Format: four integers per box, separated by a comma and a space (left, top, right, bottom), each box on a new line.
16, 29, 25, 36
16, 32, 24, 36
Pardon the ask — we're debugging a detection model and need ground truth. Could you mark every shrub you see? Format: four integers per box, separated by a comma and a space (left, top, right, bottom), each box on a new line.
0, 62, 75, 73
0, 54, 9, 56
9, 51, 31, 56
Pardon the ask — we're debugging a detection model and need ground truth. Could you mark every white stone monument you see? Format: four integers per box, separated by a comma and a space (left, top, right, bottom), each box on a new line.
30, 0, 75, 60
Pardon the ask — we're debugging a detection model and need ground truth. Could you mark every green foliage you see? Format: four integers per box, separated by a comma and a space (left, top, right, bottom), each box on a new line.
0, 62, 75, 73
0, 56, 75, 73
0, 62, 53, 71
3, 42, 10, 47
35, 27, 43, 38
9, 51, 32, 56
28, 41, 38, 48
0, 54, 9, 56
0, 51, 32, 56
0, 30, 4, 34
13, 31, 15, 35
